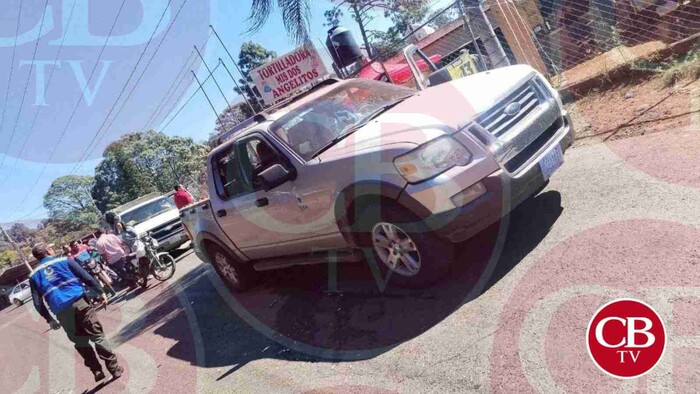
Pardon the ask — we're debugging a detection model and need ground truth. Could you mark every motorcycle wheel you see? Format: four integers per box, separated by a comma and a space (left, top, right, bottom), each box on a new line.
151, 253, 176, 281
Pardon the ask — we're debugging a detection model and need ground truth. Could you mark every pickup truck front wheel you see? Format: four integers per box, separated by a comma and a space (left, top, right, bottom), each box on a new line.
355, 203, 453, 288
207, 244, 257, 292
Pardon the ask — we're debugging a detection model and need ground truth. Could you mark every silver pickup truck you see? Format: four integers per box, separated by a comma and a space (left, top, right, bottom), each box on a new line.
112, 192, 189, 253
181, 65, 574, 291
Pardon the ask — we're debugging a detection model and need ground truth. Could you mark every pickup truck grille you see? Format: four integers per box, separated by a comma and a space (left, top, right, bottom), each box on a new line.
475, 81, 541, 137
151, 219, 184, 242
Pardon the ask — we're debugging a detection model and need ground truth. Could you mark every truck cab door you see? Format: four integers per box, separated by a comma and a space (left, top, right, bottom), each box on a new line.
210, 134, 311, 259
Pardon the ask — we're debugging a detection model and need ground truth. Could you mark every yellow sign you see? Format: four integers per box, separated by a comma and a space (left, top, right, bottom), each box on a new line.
445, 52, 480, 79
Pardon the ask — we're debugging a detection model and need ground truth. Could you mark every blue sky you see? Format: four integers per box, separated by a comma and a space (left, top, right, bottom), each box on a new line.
0, 0, 451, 225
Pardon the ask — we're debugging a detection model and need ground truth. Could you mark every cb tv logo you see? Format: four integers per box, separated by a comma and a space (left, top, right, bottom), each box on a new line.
586, 298, 667, 379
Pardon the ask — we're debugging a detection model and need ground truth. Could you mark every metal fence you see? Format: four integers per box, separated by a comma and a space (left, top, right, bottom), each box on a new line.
348, 0, 700, 89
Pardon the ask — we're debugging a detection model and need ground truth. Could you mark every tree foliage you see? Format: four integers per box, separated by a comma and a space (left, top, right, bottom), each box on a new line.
43, 175, 100, 229
247, 0, 312, 43
321, 0, 430, 58
7, 223, 32, 243
92, 131, 210, 211
233, 42, 277, 111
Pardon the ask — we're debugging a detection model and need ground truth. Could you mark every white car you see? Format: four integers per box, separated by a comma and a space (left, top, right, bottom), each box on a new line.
9, 281, 31, 307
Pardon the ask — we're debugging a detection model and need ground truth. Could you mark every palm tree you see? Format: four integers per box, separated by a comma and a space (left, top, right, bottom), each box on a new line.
248, 0, 312, 43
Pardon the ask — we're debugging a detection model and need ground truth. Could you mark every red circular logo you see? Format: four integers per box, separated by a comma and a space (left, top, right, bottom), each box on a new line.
586, 298, 666, 379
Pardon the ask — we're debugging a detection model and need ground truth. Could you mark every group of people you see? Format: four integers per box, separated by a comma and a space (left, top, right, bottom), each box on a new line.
25, 185, 195, 386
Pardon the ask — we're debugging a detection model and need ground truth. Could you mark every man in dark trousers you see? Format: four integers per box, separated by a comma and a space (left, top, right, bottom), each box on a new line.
29, 243, 124, 382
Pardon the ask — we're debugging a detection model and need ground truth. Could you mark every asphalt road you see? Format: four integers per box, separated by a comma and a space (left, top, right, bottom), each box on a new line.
1, 126, 699, 393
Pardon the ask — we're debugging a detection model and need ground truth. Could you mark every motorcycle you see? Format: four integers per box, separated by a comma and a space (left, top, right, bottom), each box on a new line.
123, 232, 176, 288
73, 250, 117, 297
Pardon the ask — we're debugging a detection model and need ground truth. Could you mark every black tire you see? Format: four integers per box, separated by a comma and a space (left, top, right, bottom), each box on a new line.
207, 243, 257, 292
151, 254, 176, 281
354, 203, 454, 288
13, 299, 23, 307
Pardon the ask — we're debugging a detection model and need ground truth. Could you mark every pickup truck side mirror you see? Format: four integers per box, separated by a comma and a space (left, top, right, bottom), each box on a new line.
258, 164, 296, 191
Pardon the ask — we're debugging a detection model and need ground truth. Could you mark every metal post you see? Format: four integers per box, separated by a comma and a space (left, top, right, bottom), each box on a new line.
84, 188, 100, 214
0, 224, 32, 272
194, 45, 231, 109
464, 0, 510, 68
191, 70, 223, 126
218, 59, 256, 114
209, 25, 263, 100
457, 0, 486, 69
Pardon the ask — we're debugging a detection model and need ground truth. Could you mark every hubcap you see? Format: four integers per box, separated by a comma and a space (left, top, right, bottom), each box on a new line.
214, 252, 239, 285
371, 222, 421, 277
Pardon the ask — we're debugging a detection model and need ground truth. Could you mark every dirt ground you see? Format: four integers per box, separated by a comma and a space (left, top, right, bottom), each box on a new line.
567, 73, 700, 147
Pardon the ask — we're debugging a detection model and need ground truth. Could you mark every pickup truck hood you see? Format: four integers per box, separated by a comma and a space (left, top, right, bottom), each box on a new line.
320, 65, 536, 158
132, 209, 180, 237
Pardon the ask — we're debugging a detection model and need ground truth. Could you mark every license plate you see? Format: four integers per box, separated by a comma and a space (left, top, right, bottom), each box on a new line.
539, 144, 564, 180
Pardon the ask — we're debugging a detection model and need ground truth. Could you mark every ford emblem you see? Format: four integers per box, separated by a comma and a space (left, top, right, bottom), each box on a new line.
504, 102, 521, 116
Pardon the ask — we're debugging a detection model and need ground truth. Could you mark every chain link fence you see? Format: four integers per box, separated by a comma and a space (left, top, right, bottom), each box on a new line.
346, 0, 699, 87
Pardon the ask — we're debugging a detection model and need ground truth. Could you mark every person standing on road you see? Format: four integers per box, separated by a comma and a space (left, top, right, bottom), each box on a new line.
29, 243, 124, 382
94, 228, 136, 289
173, 184, 195, 209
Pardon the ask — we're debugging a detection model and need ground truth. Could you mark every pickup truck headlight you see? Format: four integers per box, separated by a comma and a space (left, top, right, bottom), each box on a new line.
534, 74, 563, 108
394, 136, 472, 183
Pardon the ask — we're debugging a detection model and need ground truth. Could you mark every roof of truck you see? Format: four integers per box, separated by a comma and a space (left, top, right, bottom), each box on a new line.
215, 78, 351, 146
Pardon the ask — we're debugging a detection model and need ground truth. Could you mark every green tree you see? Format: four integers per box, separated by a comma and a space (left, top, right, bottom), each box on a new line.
233, 42, 277, 111
43, 175, 100, 230
210, 102, 255, 148
0, 249, 18, 269
320, 0, 429, 58
7, 223, 34, 244
92, 131, 210, 211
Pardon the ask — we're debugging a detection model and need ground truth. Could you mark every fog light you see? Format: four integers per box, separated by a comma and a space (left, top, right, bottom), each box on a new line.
451, 182, 487, 207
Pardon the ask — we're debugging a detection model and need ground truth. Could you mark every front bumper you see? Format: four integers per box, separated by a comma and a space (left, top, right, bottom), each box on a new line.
399, 114, 574, 243
157, 230, 189, 252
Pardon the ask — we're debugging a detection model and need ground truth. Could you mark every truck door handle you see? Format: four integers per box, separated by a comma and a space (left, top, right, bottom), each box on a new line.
255, 198, 269, 207
216, 209, 227, 217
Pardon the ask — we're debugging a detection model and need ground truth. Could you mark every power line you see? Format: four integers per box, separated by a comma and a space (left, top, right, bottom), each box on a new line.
159, 62, 222, 132
0, 0, 25, 142
139, 31, 213, 134
139, 49, 197, 133
61, 0, 174, 175
0, 0, 80, 189
70, 0, 191, 175
0, 0, 51, 172
7, 0, 129, 221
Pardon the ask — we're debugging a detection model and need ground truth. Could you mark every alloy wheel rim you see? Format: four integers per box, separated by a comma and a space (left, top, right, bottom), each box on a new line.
215, 252, 239, 284
371, 222, 421, 277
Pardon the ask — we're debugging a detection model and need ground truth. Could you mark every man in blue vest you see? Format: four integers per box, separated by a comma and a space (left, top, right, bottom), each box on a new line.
29, 243, 124, 382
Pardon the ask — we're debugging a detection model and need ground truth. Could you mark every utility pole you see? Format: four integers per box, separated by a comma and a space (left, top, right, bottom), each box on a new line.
194, 45, 231, 109
350, 2, 372, 57
209, 25, 258, 113
0, 224, 32, 272
191, 70, 224, 126
218, 59, 256, 114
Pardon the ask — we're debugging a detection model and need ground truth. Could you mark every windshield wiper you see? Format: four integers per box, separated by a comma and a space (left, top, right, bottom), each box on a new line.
309, 96, 412, 159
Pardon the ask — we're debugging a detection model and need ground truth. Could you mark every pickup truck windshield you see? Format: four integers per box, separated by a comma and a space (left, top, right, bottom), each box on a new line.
120, 196, 176, 226
271, 79, 415, 160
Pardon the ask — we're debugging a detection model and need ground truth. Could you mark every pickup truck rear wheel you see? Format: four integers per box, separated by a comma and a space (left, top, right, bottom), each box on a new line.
207, 244, 257, 292
355, 203, 453, 288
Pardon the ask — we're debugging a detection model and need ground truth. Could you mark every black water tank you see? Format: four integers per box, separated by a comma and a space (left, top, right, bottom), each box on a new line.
326, 27, 363, 69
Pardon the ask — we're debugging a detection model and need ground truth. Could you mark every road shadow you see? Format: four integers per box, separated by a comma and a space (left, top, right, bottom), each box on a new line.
114, 191, 563, 380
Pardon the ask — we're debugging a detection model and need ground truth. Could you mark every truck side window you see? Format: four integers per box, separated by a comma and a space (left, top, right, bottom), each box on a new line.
238, 138, 283, 191
213, 147, 248, 199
